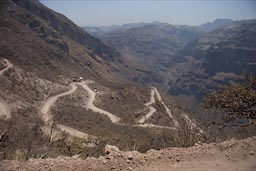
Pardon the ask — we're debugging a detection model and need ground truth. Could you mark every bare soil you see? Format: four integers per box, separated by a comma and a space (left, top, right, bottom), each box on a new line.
1, 137, 255, 171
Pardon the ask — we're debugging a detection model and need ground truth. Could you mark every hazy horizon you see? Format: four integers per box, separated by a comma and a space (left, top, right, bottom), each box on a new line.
40, 0, 256, 27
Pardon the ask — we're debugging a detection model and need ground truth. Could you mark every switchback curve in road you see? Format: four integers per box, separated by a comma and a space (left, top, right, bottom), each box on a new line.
40, 83, 78, 126
78, 81, 121, 123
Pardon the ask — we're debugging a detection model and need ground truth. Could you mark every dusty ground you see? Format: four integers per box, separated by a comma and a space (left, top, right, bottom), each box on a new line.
1, 136, 255, 171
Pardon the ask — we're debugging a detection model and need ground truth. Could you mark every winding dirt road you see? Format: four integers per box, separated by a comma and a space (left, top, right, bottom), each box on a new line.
137, 88, 156, 124
40, 83, 78, 126
40, 79, 177, 139
137, 87, 179, 128
39, 83, 94, 140
153, 87, 180, 128
136, 86, 203, 133
79, 81, 121, 123
39, 80, 121, 139
0, 59, 12, 119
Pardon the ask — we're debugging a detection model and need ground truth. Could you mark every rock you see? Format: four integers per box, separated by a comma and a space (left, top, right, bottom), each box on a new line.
126, 160, 131, 163
72, 154, 80, 159
105, 144, 120, 155
98, 156, 105, 160
176, 159, 181, 162
128, 167, 133, 170
249, 150, 254, 155
86, 143, 96, 148
103, 160, 107, 164
127, 153, 133, 160
86, 157, 97, 161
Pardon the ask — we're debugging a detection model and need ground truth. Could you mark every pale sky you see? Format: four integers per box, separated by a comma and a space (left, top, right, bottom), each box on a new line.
40, 0, 256, 26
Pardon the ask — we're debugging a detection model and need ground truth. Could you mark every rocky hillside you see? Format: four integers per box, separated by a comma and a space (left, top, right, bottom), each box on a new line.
2, 136, 255, 171
1, 0, 204, 161
84, 22, 153, 38
0, 0, 124, 83
99, 23, 203, 87
195, 18, 235, 32
102, 23, 202, 57
168, 19, 256, 99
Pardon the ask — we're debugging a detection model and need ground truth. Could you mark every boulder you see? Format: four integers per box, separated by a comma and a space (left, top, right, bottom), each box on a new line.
105, 144, 120, 155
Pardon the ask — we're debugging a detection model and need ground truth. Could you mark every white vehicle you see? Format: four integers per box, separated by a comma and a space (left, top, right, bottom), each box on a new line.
72, 76, 83, 82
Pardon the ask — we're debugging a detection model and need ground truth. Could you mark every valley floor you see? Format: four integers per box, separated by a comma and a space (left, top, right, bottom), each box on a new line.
1, 136, 255, 171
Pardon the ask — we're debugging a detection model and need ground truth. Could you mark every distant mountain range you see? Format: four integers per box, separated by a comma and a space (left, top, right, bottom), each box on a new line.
195, 18, 235, 32
84, 19, 235, 37
0, 0, 255, 161
170, 19, 256, 99
83, 19, 256, 100
1, 0, 255, 101
84, 22, 161, 37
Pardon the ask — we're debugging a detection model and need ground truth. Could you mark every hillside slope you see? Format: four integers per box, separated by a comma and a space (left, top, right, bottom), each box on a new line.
0, 0, 200, 161
0, 0, 124, 83
195, 18, 235, 32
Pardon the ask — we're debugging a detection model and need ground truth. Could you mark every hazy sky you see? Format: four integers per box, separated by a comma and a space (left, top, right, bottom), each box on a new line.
40, 0, 256, 26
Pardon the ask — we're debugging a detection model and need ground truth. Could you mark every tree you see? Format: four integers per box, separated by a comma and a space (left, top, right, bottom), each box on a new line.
204, 73, 256, 127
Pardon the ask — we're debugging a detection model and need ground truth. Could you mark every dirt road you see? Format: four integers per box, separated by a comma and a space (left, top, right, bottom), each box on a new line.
40, 83, 78, 126
39, 80, 122, 140
138, 86, 180, 128
79, 81, 121, 123
145, 88, 155, 106
0, 59, 12, 119
153, 87, 180, 128
137, 106, 156, 124
41, 79, 202, 137
135, 123, 177, 130
137, 88, 156, 124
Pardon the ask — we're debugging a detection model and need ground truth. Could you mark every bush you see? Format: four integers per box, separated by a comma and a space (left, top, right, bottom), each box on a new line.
204, 73, 256, 127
